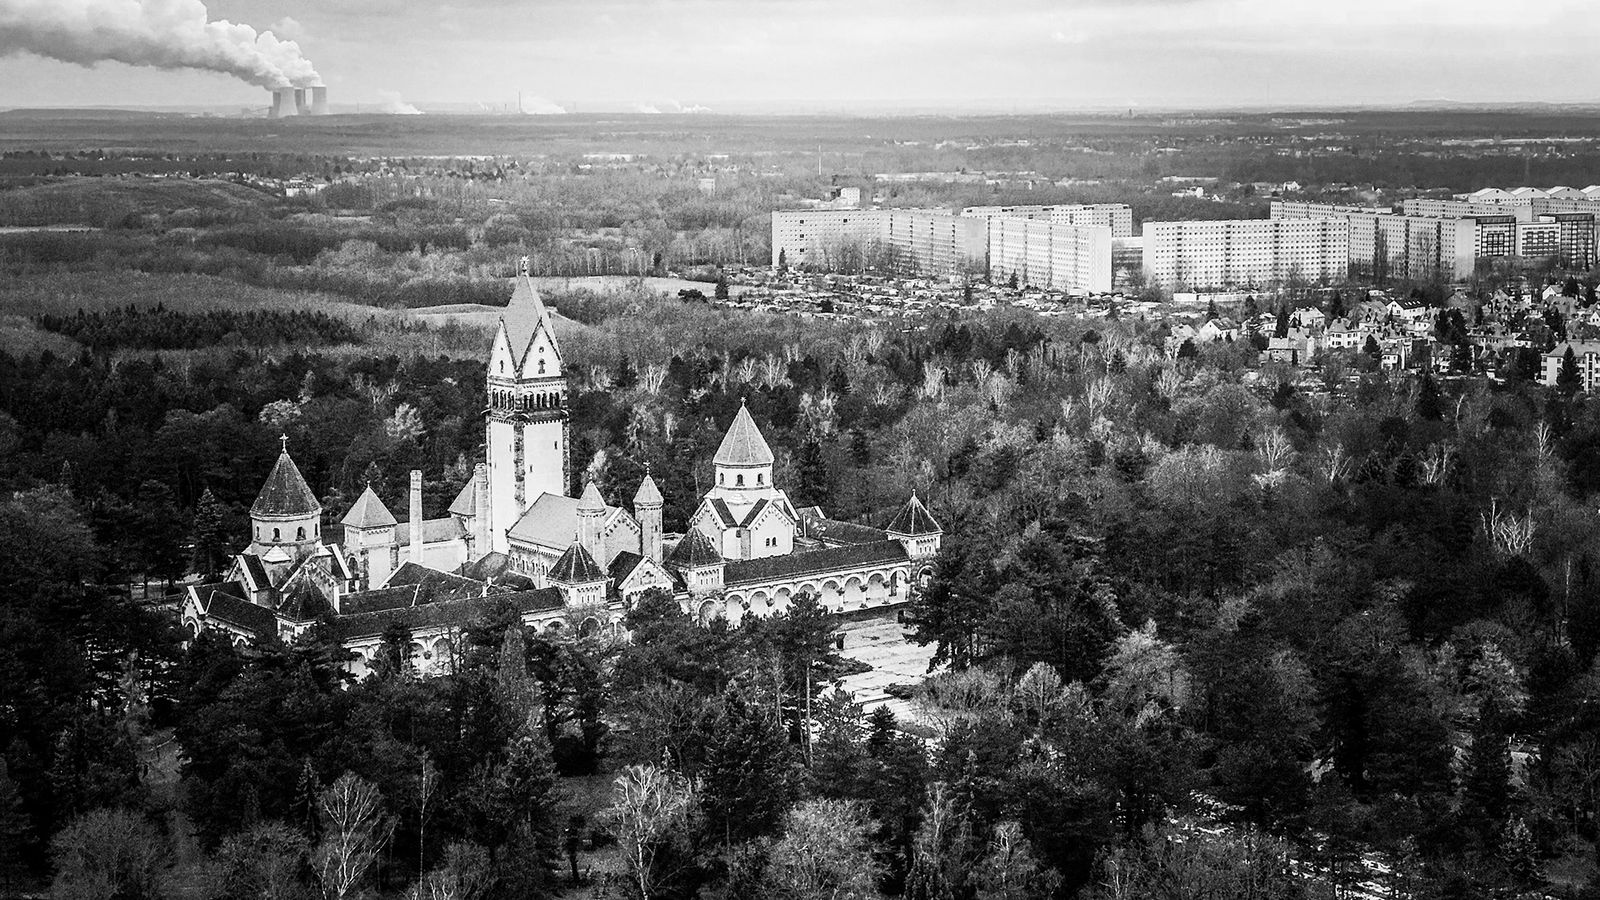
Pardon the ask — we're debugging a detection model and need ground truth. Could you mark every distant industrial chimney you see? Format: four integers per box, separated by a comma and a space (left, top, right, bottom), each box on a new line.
310, 86, 328, 116
294, 88, 309, 115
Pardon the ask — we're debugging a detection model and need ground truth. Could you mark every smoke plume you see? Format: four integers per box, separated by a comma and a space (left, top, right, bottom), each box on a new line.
0, 0, 320, 89
376, 91, 421, 115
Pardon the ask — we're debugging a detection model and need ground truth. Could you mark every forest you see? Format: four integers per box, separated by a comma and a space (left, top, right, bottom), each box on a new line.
4, 270, 1600, 898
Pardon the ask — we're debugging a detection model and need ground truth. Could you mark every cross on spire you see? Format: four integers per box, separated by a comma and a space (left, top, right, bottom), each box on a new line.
279, 433, 289, 454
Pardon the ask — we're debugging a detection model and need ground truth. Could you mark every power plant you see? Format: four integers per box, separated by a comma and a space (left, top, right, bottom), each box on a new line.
269, 86, 328, 117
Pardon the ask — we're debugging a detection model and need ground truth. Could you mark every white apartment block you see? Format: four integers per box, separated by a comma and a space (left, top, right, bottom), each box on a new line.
1143, 219, 1349, 291
1543, 342, 1600, 392
770, 209, 890, 270
961, 204, 1134, 238
1271, 202, 1477, 280
988, 217, 1113, 294
885, 210, 989, 275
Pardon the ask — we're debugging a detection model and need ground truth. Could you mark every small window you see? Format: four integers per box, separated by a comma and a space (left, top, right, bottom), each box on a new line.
273, 528, 280, 541
499, 361, 505, 373
296, 527, 305, 541
719, 473, 725, 485
736, 474, 745, 487
757, 473, 764, 485
538, 360, 546, 374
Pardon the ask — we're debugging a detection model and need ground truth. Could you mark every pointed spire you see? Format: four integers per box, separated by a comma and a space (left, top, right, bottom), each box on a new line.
252, 440, 320, 518
887, 493, 942, 536
501, 267, 560, 366
341, 484, 397, 529
633, 472, 663, 507
578, 481, 605, 512
549, 541, 605, 584
714, 402, 775, 467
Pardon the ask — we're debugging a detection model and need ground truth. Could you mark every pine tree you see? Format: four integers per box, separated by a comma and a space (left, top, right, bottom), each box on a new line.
1558, 346, 1581, 395
1415, 374, 1444, 421
190, 487, 230, 581
1463, 694, 1511, 837
1274, 306, 1290, 338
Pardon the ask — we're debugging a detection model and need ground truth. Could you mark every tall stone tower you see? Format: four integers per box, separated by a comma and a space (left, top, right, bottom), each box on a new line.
486, 260, 568, 554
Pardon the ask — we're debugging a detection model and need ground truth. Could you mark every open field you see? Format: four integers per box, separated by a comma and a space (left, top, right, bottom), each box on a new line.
0, 176, 269, 226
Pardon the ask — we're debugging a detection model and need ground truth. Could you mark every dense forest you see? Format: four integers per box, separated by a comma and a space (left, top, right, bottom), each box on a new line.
4, 276, 1600, 898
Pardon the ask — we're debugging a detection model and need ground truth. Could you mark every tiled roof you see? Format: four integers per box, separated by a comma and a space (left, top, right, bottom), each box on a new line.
277, 581, 332, 622
801, 511, 887, 545
239, 553, 269, 591
886, 495, 942, 537
251, 449, 320, 518
385, 562, 486, 603
714, 402, 775, 466
709, 499, 737, 527
578, 482, 605, 511
724, 539, 909, 586
550, 542, 606, 583
395, 517, 466, 547
667, 528, 723, 569
608, 550, 646, 582
331, 587, 565, 642
507, 493, 625, 549
200, 585, 277, 639
342, 585, 421, 614
341, 485, 397, 529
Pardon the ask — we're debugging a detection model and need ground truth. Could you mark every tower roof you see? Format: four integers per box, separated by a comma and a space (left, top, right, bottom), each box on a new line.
447, 478, 479, 517
578, 481, 606, 512
713, 401, 775, 467
667, 528, 723, 569
633, 473, 663, 507
886, 493, 942, 536
500, 272, 559, 366
251, 443, 321, 519
549, 541, 606, 584
341, 484, 396, 529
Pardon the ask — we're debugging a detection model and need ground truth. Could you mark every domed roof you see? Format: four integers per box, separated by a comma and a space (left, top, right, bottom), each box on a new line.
667, 528, 723, 569
713, 401, 774, 467
549, 541, 605, 584
252, 442, 321, 519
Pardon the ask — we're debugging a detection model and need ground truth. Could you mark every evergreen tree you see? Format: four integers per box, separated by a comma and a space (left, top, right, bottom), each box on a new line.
1462, 695, 1511, 837
1557, 346, 1581, 395
1274, 306, 1291, 338
796, 438, 830, 506
190, 487, 231, 581
700, 688, 800, 844
714, 275, 730, 301
1415, 374, 1444, 422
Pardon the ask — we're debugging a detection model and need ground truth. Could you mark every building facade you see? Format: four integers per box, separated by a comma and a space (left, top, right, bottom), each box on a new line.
987, 217, 1114, 293
1143, 218, 1349, 290
960, 204, 1134, 238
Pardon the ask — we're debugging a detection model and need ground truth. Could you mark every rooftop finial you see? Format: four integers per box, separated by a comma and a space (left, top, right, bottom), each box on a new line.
518, 254, 530, 276
280, 433, 289, 454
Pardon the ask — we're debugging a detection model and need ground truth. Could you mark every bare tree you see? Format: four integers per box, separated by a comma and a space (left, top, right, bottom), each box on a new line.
603, 765, 698, 900
314, 773, 393, 900
762, 800, 883, 900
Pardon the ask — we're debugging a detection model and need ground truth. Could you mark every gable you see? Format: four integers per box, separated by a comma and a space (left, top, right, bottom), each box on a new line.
517, 322, 561, 379
489, 325, 517, 379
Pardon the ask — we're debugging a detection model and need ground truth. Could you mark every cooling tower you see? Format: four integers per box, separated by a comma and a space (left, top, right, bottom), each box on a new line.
270, 87, 297, 117
294, 88, 309, 115
310, 86, 328, 116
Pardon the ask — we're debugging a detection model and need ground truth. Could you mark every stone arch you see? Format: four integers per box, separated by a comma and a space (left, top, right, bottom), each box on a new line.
822, 579, 843, 610
545, 619, 566, 634
844, 575, 865, 608
697, 598, 723, 626
749, 590, 771, 615
867, 572, 888, 604
579, 617, 602, 638
432, 638, 454, 673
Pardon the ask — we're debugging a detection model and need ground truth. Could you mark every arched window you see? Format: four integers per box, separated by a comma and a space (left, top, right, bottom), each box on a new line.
736, 474, 745, 487
719, 473, 725, 485
255, 527, 261, 540
757, 472, 764, 485
296, 527, 305, 540
499, 361, 505, 373
538, 360, 546, 374
273, 528, 280, 541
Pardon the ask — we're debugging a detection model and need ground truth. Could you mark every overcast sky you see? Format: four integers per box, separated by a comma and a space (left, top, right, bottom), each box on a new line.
0, 0, 1595, 111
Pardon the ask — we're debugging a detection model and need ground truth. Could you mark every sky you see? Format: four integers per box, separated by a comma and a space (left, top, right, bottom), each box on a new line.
0, 0, 1595, 112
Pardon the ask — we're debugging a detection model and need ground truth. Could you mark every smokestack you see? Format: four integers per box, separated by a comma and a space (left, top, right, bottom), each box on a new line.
311, 86, 328, 116
409, 470, 424, 566
294, 87, 309, 115
472, 463, 490, 559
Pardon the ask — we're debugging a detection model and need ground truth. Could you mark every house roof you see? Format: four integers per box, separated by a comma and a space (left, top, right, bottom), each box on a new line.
714, 402, 775, 467
395, 517, 467, 547
1547, 341, 1600, 359
198, 584, 277, 639
384, 561, 487, 603
885, 494, 942, 536
724, 539, 910, 587
507, 493, 627, 550
331, 587, 566, 642
801, 510, 888, 545
667, 528, 723, 569
447, 478, 478, 517
501, 273, 559, 366
238, 553, 269, 591
341, 485, 397, 529
251, 447, 320, 518
550, 542, 606, 584
608, 550, 647, 583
